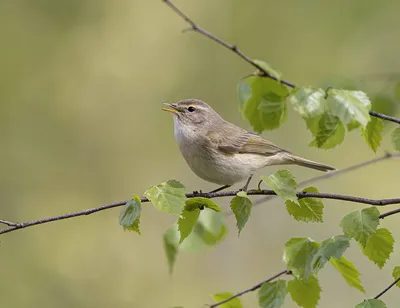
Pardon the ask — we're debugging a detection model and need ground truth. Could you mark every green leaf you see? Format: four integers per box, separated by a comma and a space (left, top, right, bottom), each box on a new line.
163, 226, 179, 274
211, 292, 243, 308
392, 266, 400, 288
326, 89, 371, 128
230, 195, 252, 235
312, 235, 350, 271
283, 237, 319, 279
194, 211, 227, 246
372, 94, 397, 116
185, 197, 221, 212
178, 198, 221, 244
262, 169, 298, 203
253, 59, 282, 80
119, 195, 141, 234
362, 117, 383, 153
180, 209, 227, 252
309, 114, 345, 149
178, 208, 201, 244
238, 79, 252, 113
330, 256, 365, 293
347, 120, 361, 131
287, 276, 321, 308
236, 191, 248, 198
289, 87, 326, 119
391, 127, 400, 151
340, 207, 380, 247
285, 187, 324, 223
144, 180, 186, 216
239, 76, 289, 132
355, 299, 387, 308
362, 228, 394, 268
258, 280, 287, 308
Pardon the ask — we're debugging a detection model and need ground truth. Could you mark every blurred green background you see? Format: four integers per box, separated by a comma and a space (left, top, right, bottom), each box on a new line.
1, 0, 399, 307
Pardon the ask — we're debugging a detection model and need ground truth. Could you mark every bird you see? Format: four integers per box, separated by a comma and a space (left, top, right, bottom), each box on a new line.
162, 99, 335, 192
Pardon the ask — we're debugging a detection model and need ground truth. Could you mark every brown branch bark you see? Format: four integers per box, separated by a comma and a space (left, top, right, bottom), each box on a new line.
1, 188, 400, 235
252, 152, 400, 208
210, 270, 291, 308
374, 276, 400, 299
162, 0, 400, 125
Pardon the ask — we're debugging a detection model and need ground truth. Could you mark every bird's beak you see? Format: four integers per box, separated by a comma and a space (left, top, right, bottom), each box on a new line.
161, 102, 181, 115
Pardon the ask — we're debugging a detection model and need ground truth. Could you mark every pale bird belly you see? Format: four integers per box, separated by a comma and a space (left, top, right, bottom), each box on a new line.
181, 146, 267, 185
173, 119, 270, 185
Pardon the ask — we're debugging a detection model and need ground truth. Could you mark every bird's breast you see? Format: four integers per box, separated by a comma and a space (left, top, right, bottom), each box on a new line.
173, 123, 256, 185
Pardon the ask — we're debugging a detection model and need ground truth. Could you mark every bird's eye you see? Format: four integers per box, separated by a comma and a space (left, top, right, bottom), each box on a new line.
188, 106, 196, 112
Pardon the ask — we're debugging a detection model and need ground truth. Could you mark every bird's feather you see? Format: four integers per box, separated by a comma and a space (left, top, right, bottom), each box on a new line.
207, 123, 289, 156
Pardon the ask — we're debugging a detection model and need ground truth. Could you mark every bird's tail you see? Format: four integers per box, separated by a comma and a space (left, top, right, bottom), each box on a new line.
283, 153, 336, 172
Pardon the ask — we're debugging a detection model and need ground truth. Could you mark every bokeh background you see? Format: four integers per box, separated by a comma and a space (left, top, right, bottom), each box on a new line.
1, 0, 399, 307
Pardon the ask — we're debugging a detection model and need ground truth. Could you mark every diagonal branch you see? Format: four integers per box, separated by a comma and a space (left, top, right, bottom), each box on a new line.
209, 264, 400, 307
252, 152, 400, 208
297, 152, 400, 189
162, 0, 295, 88
1, 188, 400, 235
210, 269, 291, 308
369, 111, 400, 124
163, 0, 400, 125
379, 207, 400, 219
374, 276, 400, 299
0, 219, 19, 227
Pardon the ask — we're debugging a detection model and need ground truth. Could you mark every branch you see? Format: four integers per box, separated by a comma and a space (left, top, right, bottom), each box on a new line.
379, 207, 400, 219
0, 200, 127, 235
209, 264, 400, 307
0, 219, 19, 227
369, 111, 400, 124
2, 188, 400, 235
374, 276, 400, 299
297, 152, 400, 189
162, 0, 294, 88
253, 152, 400, 208
209, 269, 290, 308
163, 0, 400, 125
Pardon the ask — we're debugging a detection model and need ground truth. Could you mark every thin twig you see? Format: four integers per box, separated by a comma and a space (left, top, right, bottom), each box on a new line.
374, 276, 400, 299
296, 192, 400, 205
163, 0, 400, 125
209, 264, 400, 307
2, 188, 400, 235
210, 270, 290, 308
0, 219, 19, 227
0, 200, 127, 235
369, 111, 400, 124
379, 207, 400, 219
298, 152, 400, 188
252, 152, 400, 207
162, 0, 295, 88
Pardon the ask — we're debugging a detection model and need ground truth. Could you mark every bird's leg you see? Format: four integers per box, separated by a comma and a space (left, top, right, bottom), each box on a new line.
239, 176, 253, 192
192, 190, 203, 195
208, 185, 231, 194
257, 179, 263, 191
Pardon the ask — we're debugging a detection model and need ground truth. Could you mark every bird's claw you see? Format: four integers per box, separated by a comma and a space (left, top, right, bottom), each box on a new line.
238, 186, 248, 192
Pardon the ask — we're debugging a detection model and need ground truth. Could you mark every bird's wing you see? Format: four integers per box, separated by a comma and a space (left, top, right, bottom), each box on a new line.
207, 126, 288, 156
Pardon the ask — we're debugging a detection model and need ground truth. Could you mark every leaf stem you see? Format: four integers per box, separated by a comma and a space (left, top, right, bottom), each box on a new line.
374, 276, 400, 299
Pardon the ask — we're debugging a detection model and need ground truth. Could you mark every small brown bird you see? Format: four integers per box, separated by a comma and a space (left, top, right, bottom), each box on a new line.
163, 99, 335, 191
